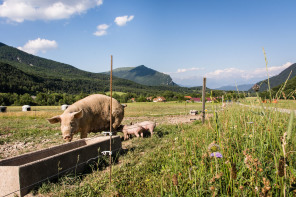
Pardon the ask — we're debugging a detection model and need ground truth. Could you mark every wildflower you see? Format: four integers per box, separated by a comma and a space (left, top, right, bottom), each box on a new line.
210, 152, 223, 158
239, 185, 244, 190
208, 143, 220, 152
209, 186, 215, 191
215, 172, 223, 179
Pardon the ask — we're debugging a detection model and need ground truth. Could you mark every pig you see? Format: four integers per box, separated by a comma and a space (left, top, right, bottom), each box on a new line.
47, 94, 125, 142
119, 125, 145, 140
134, 121, 156, 136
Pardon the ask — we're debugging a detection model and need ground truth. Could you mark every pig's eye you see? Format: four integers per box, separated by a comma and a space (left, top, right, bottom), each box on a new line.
70, 122, 75, 127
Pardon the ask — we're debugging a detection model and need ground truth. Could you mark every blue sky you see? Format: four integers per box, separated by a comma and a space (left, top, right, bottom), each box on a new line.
1, 0, 296, 88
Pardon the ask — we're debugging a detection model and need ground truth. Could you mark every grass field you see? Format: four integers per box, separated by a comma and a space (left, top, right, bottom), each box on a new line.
243, 97, 296, 110
0, 101, 295, 196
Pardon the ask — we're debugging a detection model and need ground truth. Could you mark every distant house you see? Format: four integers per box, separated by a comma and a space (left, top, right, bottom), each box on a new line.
190, 98, 201, 103
153, 97, 166, 102
184, 96, 192, 99
146, 97, 153, 101
131, 98, 136, 102
206, 97, 212, 103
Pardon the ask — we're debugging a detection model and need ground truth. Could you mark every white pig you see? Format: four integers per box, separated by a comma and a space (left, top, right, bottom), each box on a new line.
47, 94, 125, 142
134, 121, 156, 136
120, 124, 145, 140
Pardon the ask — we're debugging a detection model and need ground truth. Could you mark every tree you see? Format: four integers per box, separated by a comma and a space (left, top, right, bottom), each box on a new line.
19, 93, 35, 105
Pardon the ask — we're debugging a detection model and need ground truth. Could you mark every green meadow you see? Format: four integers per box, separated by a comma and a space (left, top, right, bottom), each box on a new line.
0, 101, 295, 196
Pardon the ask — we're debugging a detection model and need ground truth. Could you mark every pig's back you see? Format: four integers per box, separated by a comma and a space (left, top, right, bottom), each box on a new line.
65, 94, 124, 130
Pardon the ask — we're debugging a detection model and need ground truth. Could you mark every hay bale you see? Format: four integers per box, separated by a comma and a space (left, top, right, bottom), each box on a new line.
22, 105, 31, 111
61, 104, 69, 111
0, 106, 7, 113
189, 110, 198, 115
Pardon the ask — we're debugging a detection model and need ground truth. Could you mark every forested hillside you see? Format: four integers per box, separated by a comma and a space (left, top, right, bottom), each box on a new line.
251, 63, 296, 92
0, 42, 201, 95
105, 65, 178, 86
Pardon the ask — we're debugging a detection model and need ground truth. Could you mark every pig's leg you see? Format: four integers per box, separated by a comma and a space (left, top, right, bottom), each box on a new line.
80, 132, 88, 139
135, 132, 140, 138
149, 127, 154, 136
124, 132, 128, 140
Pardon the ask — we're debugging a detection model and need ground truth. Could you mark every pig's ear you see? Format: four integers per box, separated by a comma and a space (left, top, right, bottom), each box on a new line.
47, 116, 61, 124
73, 109, 83, 119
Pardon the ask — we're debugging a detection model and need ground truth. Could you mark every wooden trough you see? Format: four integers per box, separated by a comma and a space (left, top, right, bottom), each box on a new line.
0, 136, 121, 197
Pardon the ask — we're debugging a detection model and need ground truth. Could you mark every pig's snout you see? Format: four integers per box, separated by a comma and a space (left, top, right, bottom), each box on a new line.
63, 135, 72, 142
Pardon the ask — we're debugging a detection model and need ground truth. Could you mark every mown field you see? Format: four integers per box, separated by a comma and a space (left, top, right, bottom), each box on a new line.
0, 101, 296, 196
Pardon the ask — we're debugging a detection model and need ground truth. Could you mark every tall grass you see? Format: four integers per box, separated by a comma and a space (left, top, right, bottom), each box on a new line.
34, 103, 295, 196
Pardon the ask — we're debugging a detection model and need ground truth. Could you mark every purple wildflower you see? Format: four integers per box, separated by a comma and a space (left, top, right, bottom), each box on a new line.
210, 152, 223, 158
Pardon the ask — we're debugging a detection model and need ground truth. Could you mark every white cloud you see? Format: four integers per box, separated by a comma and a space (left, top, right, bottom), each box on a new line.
205, 62, 293, 80
93, 24, 109, 36
170, 62, 294, 88
18, 38, 58, 55
114, 15, 134, 26
177, 67, 202, 73
0, 0, 103, 22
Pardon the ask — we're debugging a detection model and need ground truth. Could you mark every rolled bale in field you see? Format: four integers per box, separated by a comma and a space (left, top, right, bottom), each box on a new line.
22, 105, 31, 111
0, 106, 7, 113
47, 94, 126, 142
189, 110, 198, 115
61, 104, 69, 111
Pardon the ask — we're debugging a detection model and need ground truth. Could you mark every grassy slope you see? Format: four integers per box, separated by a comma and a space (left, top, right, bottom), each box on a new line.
36, 103, 295, 196
1, 102, 295, 196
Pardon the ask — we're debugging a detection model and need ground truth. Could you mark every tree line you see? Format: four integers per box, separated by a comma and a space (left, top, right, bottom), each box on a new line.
0, 90, 245, 106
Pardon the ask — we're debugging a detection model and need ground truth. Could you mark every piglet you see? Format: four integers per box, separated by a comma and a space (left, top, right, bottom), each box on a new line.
121, 125, 146, 140
134, 121, 156, 136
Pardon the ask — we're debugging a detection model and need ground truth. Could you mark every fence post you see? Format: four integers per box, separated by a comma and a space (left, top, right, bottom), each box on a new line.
202, 77, 206, 124
109, 55, 113, 185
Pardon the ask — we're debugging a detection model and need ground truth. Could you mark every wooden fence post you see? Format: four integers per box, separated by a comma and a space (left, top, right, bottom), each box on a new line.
202, 77, 206, 124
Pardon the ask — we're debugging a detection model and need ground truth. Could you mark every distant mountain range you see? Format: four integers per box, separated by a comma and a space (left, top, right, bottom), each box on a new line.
216, 84, 253, 91
0, 42, 197, 95
250, 63, 296, 92
103, 65, 178, 86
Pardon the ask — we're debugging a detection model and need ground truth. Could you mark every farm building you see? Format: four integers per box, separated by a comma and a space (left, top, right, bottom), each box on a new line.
146, 97, 153, 101
22, 105, 31, 111
0, 106, 7, 113
206, 97, 212, 103
61, 104, 69, 111
184, 96, 192, 99
153, 97, 166, 102
190, 98, 201, 103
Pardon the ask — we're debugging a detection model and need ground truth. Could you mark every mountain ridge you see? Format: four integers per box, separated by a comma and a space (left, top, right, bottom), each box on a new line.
103, 65, 178, 86
250, 63, 296, 91
0, 42, 197, 95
